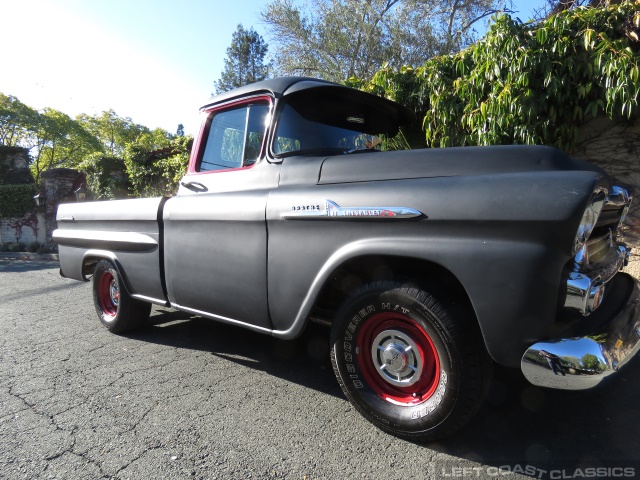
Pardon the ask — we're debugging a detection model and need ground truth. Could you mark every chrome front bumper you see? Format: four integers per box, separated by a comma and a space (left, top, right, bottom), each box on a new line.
522, 273, 640, 390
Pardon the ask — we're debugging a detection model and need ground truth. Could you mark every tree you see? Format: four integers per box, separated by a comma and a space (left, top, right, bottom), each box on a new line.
214, 25, 270, 94
1, 94, 190, 198
77, 110, 150, 157
261, 0, 504, 82
533, 0, 627, 20
0, 93, 39, 147
581, 353, 603, 371
31, 108, 102, 181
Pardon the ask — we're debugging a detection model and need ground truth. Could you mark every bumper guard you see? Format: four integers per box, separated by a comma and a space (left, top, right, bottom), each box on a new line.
522, 273, 640, 390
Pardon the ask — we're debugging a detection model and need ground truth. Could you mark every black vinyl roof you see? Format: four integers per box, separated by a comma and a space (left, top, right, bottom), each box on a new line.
201, 77, 416, 134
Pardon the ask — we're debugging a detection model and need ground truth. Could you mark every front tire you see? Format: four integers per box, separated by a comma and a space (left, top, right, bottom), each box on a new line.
92, 259, 151, 334
330, 281, 492, 442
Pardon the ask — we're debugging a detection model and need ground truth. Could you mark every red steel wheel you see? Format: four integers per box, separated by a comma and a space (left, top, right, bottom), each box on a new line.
97, 270, 119, 317
92, 259, 151, 333
330, 281, 492, 442
356, 312, 440, 405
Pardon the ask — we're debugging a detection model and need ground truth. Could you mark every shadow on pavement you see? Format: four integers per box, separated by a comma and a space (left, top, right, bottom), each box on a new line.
129, 307, 341, 399
132, 307, 640, 476
0, 259, 59, 273
430, 360, 640, 475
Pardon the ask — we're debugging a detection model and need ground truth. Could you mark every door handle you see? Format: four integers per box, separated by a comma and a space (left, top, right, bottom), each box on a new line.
180, 181, 208, 193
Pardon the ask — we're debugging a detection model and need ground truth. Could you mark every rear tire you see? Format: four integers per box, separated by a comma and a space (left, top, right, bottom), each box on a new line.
330, 281, 492, 442
92, 259, 151, 333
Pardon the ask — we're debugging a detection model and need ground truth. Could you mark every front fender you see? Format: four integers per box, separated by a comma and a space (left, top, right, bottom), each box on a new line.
268, 235, 567, 368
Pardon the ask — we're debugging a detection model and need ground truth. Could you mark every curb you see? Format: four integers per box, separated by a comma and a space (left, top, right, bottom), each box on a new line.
0, 252, 59, 261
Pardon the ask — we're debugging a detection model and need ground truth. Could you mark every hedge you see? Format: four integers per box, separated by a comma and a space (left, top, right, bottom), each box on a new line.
351, 2, 640, 150
0, 184, 37, 219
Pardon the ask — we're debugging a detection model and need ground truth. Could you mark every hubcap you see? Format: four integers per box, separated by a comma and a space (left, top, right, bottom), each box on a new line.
372, 330, 423, 387
382, 344, 407, 372
109, 281, 119, 306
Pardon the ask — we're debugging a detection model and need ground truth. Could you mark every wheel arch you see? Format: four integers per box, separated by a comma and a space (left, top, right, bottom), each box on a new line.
271, 238, 480, 343
312, 254, 474, 323
81, 250, 134, 296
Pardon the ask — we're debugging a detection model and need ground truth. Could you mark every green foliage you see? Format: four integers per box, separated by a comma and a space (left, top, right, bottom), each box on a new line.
215, 24, 270, 94
81, 155, 130, 200
124, 136, 192, 197
0, 184, 37, 219
0, 93, 40, 147
0, 93, 189, 199
7, 242, 26, 252
30, 108, 103, 182
76, 109, 149, 157
358, 3, 640, 150
581, 353, 604, 371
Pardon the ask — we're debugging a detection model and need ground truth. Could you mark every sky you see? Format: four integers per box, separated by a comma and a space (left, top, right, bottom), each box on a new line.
0, 0, 546, 136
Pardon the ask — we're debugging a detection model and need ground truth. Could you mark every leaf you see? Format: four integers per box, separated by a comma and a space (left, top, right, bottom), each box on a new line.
583, 29, 596, 50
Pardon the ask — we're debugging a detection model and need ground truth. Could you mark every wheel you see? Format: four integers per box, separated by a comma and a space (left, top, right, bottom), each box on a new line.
330, 281, 492, 442
92, 259, 151, 333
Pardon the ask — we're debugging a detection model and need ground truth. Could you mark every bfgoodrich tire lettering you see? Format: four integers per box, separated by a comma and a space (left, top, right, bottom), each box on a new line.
330, 281, 492, 442
92, 259, 151, 334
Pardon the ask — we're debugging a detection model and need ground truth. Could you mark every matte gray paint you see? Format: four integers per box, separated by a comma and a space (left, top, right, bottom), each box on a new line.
318, 145, 601, 185
163, 159, 280, 329
53, 147, 609, 367
265, 167, 605, 367
55, 197, 165, 302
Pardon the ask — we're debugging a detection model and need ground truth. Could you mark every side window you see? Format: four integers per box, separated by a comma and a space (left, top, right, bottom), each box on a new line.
197, 101, 270, 172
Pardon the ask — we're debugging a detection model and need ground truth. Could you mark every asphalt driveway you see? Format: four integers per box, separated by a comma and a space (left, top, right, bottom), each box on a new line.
1, 259, 639, 479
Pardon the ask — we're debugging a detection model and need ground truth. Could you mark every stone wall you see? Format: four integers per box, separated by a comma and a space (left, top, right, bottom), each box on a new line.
0, 146, 85, 249
40, 169, 85, 247
571, 116, 640, 279
0, 146, 40, 245
0, 146, 33, 184
0, 213, 46, 244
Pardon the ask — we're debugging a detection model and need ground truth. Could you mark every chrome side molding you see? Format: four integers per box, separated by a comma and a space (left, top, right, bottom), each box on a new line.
52, 229, 158, 252
281, 200, 423, 220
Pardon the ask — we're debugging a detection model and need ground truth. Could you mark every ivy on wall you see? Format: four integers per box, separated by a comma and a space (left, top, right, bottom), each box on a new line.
0, 184, 37, 219
352, 3, 640, 150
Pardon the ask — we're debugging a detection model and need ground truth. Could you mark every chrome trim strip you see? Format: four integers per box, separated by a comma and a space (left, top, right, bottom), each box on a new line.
522, 274, 640, 390
131, 294, 170, 307
53, 229, 158, 252
281, 200, 423, 220
170, 303, 274, 335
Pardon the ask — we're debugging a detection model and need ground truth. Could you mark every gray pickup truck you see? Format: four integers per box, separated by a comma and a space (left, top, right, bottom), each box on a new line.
53, 77, 639, 442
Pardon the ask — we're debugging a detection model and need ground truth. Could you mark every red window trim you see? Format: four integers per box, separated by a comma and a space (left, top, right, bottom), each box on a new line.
187, 94, 273, 175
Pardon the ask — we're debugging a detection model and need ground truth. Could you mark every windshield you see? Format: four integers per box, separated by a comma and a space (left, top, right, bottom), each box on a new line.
273, 102, 384, 157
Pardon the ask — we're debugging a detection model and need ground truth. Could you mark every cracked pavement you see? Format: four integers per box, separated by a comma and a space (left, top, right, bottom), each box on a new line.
1, 259, 639, 480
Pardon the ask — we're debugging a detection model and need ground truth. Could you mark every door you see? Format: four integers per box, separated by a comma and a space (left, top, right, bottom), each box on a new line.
163, 97, 279, 329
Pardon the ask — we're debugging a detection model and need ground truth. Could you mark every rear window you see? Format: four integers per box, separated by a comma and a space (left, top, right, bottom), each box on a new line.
273, 103, 383, 157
